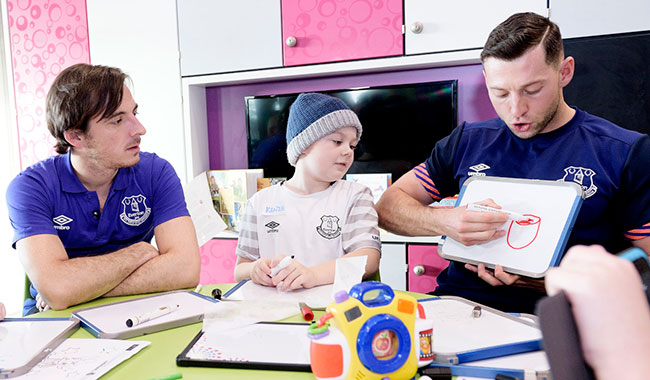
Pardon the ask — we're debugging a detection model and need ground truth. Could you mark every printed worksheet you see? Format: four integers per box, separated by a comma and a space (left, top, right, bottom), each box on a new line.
13, 339, 150, 380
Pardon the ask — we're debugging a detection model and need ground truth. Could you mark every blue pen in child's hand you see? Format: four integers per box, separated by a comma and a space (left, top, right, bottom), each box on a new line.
269, 255, 294, 277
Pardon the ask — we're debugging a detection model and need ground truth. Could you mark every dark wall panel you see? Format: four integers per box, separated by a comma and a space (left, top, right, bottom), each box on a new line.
564, 32, 650, 135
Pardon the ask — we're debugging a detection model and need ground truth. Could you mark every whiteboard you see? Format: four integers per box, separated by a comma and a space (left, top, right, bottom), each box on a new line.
0, 318, 79, 378
72, 291, 218, 339
419, 297, 542, 364
439, 176, 583, 277
177, 322, 311, 371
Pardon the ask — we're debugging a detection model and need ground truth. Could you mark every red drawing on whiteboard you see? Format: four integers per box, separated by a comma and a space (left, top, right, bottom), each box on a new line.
506, 214, 541, 250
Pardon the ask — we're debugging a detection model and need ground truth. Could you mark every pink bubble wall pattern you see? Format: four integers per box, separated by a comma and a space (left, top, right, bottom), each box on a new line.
7, 0, 90, 169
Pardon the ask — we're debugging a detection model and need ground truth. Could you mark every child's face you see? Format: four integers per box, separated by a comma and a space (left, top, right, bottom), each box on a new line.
298, 126, 358, 182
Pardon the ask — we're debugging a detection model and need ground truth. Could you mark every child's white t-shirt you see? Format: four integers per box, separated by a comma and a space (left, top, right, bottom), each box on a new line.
236, 180, 381, 267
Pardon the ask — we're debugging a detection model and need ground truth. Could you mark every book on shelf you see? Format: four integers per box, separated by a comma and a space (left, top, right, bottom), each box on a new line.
206, 169, 264, 232
256, 177, 286, 192
345, 173, 392, 203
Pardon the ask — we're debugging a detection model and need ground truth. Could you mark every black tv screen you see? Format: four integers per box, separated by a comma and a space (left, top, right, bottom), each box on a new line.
245, 80, 458, 181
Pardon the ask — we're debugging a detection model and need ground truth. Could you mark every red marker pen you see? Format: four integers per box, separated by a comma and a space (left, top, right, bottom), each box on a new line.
299, 302, 314, 321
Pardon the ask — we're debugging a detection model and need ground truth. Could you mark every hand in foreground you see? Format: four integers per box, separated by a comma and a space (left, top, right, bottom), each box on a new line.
443, 198, 508, 246
35, 293, 50, 312
270, 257, 318, 291
0, 302, 5, 320
249, 257, 273, 286
545, 245, 650, 380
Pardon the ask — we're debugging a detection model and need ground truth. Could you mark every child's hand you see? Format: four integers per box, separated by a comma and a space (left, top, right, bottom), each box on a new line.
249, 258, 273, 286
271, 259, 318, 291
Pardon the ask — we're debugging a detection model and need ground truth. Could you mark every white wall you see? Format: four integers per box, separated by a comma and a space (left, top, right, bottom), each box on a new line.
0, 0, 26, 317
86, 0, 187, 182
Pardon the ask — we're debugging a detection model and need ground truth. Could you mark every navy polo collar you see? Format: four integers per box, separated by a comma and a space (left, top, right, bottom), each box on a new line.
59, 150, 132, 193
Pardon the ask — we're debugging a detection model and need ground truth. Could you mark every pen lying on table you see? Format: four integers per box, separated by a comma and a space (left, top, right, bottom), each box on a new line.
126, 304, 180, 327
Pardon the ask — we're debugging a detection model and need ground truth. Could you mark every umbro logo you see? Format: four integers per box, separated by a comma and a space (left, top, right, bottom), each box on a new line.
265, 221, 280, 233
53, 214, 73, 230
468, 163, 490, 177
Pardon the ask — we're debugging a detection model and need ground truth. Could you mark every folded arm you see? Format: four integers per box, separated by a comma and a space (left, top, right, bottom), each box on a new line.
19, 216, 200, 310
17, 234, 159, 310
103, 216, 200, 297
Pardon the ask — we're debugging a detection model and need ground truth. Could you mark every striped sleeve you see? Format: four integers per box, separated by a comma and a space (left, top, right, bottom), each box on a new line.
342, 186, 381, 253
618, 135, 650, 242
414, 162, 442, 201
625, 222, 650, 241
235, 198, 261, 261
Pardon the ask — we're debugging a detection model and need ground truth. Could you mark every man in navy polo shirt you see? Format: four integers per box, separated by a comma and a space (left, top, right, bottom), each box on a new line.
376, 13, 650, 313
6, 64, 200, 315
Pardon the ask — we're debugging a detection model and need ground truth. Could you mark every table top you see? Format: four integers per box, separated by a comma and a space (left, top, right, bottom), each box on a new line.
38, 284, 320, 380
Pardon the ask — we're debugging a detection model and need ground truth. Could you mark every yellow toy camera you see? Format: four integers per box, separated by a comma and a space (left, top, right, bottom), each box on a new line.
309, 282, 434, 380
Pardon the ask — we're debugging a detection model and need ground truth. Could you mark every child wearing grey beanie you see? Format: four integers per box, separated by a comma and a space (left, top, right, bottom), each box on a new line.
234, 92, 380, 291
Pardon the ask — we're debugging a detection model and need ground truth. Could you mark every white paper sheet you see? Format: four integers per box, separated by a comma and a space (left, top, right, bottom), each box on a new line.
202, 298, 300, 331
224, 281, 334, 308
12, 339, 150, 380
332, 255, 367, 297
184, 173, 227, 246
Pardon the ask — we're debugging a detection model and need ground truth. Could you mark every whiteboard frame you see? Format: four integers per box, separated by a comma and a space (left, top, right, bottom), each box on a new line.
419, 296, 542, 364
71, 290, 217, 339
0, 318, 79, 378
439, 176, 583, 278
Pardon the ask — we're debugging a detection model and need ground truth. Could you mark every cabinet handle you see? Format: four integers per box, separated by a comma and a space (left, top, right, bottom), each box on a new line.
410, 22, 423, 34
413, 265, 425, 276
286, 36, 297, 47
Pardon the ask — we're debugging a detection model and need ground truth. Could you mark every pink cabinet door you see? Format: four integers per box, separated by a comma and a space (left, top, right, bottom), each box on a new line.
407, 245, 449, 293
199, 239, 238, 285
281, 0, 404, 66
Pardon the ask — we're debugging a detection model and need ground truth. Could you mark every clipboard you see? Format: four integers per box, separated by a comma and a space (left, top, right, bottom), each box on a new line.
422, 350, 550, 380
71, 290, 218, 339
439, 176, 583, 278
419, 297, 542, 364
0, 317, 79, 378
176, 322, 312, 371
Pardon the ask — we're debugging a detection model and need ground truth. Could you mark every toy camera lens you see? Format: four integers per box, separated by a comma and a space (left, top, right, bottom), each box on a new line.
371, 329, 398, 360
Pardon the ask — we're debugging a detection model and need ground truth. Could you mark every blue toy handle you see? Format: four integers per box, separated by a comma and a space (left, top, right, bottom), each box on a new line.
618, 247, 649, 263
349, 281, 395, 307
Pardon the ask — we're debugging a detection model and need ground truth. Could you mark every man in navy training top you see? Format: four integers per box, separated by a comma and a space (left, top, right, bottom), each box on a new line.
376, 12, 650, 313
6, 64, 200, 315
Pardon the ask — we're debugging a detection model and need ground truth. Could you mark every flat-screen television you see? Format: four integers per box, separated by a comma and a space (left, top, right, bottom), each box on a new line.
245, 80, 458, 181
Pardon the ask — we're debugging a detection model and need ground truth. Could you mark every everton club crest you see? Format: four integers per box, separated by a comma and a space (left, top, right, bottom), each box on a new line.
316, 215, 341, 239
120, 194, 152, 226
560, 166, 598, 198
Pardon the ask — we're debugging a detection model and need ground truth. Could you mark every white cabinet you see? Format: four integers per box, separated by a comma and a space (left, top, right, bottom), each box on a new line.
177, 1, 283, 76
550, 0, 650, 39
379, 243, 407, 291
404, 0, 548, 55
87, 0, 186, 181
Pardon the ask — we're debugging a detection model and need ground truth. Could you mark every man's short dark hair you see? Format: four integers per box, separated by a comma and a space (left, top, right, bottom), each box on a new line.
46, 64, 129, 154
481, 12, 563, 66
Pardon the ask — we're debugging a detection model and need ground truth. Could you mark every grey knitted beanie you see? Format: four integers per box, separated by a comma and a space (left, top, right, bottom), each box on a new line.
285, 93, 362, 166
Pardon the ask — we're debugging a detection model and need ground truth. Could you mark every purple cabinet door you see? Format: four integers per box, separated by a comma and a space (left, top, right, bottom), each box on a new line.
282, 0, 403, 66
